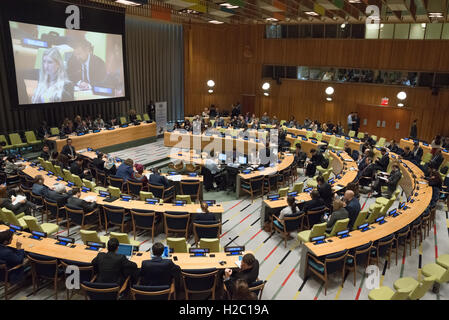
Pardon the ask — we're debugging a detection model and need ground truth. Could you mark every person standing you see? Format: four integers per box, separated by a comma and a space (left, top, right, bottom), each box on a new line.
410, 119, 418, 139
347, 112, 354, 132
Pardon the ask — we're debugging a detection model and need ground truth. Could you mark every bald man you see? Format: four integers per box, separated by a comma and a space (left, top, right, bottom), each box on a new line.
343, 190, 360, 230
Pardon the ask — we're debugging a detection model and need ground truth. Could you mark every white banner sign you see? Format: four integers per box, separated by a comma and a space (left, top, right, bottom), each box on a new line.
155, 101, 167, 136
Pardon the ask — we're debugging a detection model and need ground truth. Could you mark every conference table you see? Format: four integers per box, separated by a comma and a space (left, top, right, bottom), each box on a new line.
286, 127, 362, 153
297, 153, 432, 279
21, 163, 223, 223
285, 134, 327, 157
399, 138, 449, 163
259, 150, 358, 229
0, 225, 246, 269
164, 130, 266, 155
46, 122, 157, 153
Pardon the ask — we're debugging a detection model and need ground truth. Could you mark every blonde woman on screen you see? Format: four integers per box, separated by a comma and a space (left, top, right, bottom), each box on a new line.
32, 47, 74, 103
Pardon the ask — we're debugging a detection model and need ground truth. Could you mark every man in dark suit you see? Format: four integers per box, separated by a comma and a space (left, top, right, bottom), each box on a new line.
67, 187, 96, 213
401, 146, 414, 161
67, 38, 107, 90
0, 230, 27, 284
139, 242, 180, 286
92, 152, 105, 171
223, 253, 259, 297
61, 138, 76, 161
91, 238, 137, 285
40, 145, 50, 161
411, 141, 423, 164
372, 164, 402, 198
31, 175, 49, 198
323, 199, 348, 233
298, 190, 326, 212
148, 168, 170, 188
373, 148, 389, 172
428, 149, 444, 171
46, 183, 70, 207
317, 176, 333, 210
344, 190, 360, 230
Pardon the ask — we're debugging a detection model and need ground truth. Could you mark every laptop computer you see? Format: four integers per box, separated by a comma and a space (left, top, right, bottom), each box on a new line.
117, 244, 134, 259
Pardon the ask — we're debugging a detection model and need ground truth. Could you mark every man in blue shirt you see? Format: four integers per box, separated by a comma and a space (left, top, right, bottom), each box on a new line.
0, 230, 27, 284
115, 158, 134, 182
343, 190, 360, 230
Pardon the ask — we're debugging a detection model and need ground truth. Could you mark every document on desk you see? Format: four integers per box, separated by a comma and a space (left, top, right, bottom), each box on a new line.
84, 196, 97, 203
235, 260, 241, 268
167, 175, 182, 182
333, 185, 344, 191
12, 195, 26, 206
349, 167, 357, 171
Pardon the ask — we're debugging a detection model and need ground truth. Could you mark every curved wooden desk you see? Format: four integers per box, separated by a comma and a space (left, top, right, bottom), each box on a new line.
21, 164, 223, 221
46, 123, 157, 153
259, 150, 357, 229
0, 225, 245, 269
399, 138, 449, 163
298, 153, 432, 279
286, 127, 362, 153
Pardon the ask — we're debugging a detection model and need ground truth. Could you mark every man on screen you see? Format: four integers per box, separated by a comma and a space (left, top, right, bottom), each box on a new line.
67, 37, 106, 91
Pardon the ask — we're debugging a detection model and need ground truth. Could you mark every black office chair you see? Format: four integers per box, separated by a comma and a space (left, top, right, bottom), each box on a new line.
103, 205, 130, 233
130, 209, 160, 242
181, 268, 218, 300
27, 252, 63, 300
249, 280, 267, 300
163, 211, 190, 239
81, 279, 128, 300
130, 285, 171, 300
60, 259, 94, 300
64, 205, 100, 236
192, 222, 221, 246
180, 180, 201, 202
44, 198, 65, 225
127, 179, 144, 198
109, 176, 125, 192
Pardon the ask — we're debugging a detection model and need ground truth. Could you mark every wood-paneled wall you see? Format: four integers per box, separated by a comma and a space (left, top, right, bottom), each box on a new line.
184, 24, 449, 142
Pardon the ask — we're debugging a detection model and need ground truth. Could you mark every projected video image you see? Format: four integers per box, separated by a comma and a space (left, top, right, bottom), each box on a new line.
9, 21, 126, 104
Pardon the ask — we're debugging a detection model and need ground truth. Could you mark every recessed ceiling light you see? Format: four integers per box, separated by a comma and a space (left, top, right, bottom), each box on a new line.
266, 17, 278, 21
429, 12, 443, 18
209, 20, 224, 24
397, 103, 404, 107
219, 2, 230, 6
114, 0, 144, 6
305, 11, 319, 16
227, 5, 239, 9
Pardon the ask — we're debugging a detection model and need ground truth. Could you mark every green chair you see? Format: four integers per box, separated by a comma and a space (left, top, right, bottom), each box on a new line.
24, 131, 42, 146
315, 132, 322, 141
357, 132, 365, 139
317, 165, 327, 175
306, 177, 318, 188
366, 204, 383, 224
199, 238, 221, 252
368, 285, 413, 300
333, 139, 345, 151
292, 182, 304, 193
352, 209, 369, 230
328, 136, 337, 149
63, 169, 73, 182
119, 117, 127, 125
279, 120, 286, 126
371, 135, 377, 142
348, 130, 356, 138
376, 189, 400, 206
139, 191, 155, 201
37, 157, 45, 167
72, 174, 84, 188
326, 218, 349, 237
420, 152, 432, 166
80, 229, 110, 245
422, 262, 449, 285
22, 216, 59, 235
322, 168, 332, 181
375, 137, 386, 148
436, 254, 449, 269
2, 208, 27, 229
9, 133, 28, 148
143, 113, 150, 121
109, 232, 140, 247
209, 120, 215, 127
108, 186, 121, 198
50, 127, 60, 136
54, 165, 64, 178
167, 237, 190, 253
439, 162, 449, 180
393, 275, 436, 300
176, 195, 192, 204
0, 135, 13, 150
278, 187, 289, 197
298, 222, 327, 243
136, 114, 142, 121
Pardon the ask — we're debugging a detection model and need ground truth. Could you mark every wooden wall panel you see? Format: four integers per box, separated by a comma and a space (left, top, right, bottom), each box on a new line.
184, 24, 449, 142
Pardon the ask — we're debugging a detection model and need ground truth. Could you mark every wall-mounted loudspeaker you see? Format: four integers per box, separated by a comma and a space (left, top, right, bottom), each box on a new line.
431, 86, 439, 96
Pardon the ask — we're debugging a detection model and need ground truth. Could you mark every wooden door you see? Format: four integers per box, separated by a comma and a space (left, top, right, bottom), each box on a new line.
241, 94, 255, 116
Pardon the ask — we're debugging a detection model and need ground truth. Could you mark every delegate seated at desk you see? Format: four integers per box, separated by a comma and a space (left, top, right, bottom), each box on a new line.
148, 167, 170, 188
139, 242, 180, 286
61, 138, 76, 161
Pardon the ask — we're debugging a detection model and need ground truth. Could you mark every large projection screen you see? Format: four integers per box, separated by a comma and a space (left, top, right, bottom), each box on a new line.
9, 21, 126, 105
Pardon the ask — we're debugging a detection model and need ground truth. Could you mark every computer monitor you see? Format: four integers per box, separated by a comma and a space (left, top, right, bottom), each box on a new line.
117, 244, 134, 258
238, 155, 247, 165
218, 153, 226, 162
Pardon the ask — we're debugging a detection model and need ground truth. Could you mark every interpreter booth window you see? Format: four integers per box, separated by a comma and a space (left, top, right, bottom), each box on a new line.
266, 25, 281, 39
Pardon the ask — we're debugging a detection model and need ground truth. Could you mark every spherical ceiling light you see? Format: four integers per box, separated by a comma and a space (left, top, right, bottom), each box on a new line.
397, 91, 407, 100
325, 86, 334, 95
262, 82, 270, 90
207, 80, 215, 87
